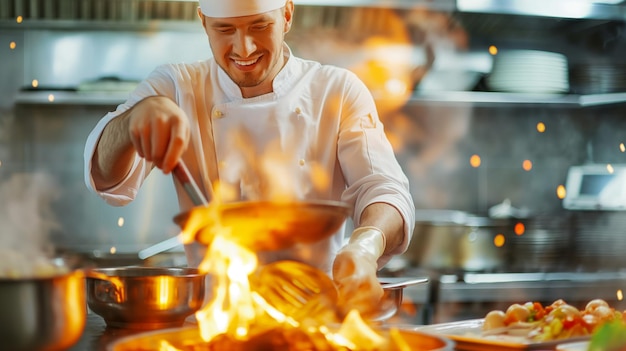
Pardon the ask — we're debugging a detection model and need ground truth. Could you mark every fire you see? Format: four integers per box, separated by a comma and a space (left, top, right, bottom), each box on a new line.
168, 132, 411, 350
195, 235, 258, 341
175, 196, 407, 350
159, 341, 179, 351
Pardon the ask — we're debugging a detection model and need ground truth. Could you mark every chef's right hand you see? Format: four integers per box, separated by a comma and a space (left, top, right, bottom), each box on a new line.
128, 96, 190, 173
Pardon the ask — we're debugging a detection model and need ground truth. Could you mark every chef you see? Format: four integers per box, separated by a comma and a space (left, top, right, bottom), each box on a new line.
83, 0, 415, 315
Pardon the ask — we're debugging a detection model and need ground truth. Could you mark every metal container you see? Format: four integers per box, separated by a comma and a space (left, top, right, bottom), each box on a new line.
108, 325, 455, 351
0, 270, 87, 351
86, 267, 206, 330
370, 277, 429, 322
406, 210, 515, 272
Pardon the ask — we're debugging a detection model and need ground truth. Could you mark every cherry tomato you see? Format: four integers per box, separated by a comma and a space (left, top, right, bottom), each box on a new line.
563, 315, 583, 330
533, 302, 546, 321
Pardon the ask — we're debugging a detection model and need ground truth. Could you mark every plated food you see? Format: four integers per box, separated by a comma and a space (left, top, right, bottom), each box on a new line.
416, 299, 626, 351
482, 299, 626, 342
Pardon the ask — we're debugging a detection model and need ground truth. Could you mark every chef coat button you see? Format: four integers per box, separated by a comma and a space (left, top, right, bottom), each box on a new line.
295, 107, 302, 115
213, 110, 223, 118
299, 159, 305, 166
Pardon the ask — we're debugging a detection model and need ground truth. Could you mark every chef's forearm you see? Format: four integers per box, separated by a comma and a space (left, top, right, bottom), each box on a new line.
91, 111, 135, 191
356, 202, 405, 255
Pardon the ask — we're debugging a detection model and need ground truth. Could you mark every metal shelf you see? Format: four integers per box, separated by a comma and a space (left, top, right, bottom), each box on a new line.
0, 19, 202, 32
1, 0, 624, 28
15, 90, 626, 108
408, 91, 626, 107
14, 91, 129, 106
456, 0, 626, 21
293, 0, 456, 11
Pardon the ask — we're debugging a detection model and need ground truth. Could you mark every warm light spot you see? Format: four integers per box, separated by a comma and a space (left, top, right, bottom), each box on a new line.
156, 276, 173, 308
0, 160, 2, 168
47, 94, 55, 102
617, 289, 623, 301
556, 185, 567, 199
488, 45, 498, 55
607, 164, 614, 174
16, 16, 23, 24
494, 234, 505, 247
536, 122, 546, 133
620, 143, 625, 152
31, 79, 39, 88
514, 222, 525, 236
117, 217, 125, 227
522, 160, 533, 171
9, 42, 16, 50
109, 246, 117, 254
470, 154, 481, 168
384, 78, 408, 96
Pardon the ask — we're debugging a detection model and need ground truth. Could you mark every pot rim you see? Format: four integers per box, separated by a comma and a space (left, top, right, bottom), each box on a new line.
85, 266, 206, 279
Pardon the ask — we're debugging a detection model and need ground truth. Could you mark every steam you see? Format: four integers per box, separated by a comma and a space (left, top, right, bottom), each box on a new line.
0, 172, 64, 277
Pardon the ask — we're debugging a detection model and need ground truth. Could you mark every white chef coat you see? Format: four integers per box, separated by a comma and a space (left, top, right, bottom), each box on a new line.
84, 44, 415, 273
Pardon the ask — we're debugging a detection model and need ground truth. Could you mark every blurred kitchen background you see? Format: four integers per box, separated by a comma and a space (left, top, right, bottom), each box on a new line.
1, 0, 626, 325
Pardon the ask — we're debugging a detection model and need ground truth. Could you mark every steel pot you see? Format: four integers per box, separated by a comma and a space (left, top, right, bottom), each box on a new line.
405, 210, 515, 272
0, 270, 86, 351
86, 266, 207, 330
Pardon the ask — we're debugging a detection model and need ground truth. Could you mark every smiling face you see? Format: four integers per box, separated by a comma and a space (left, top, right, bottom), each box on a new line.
198, 2, 294, 98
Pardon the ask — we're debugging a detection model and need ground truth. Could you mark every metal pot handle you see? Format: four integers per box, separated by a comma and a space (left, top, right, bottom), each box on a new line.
83, 269, 126, 302
172, 161, 210, 206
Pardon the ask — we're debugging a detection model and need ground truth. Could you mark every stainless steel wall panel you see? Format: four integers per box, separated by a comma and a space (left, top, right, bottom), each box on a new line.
22, 29, 209, 88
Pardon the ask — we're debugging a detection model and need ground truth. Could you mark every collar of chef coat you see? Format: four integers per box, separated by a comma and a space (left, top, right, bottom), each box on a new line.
216, 43, 296, 100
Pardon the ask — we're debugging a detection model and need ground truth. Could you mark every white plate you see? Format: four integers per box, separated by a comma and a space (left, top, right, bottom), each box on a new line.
556, 341, 589, 351
414, 319, 589, 351
495, 50, 568, 62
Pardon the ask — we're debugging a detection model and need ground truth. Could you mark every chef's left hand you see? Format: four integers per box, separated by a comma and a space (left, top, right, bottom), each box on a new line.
332, 226, 386, 317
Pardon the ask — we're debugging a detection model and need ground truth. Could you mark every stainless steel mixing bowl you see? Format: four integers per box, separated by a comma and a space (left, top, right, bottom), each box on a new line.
0, 270, 87, 351
86, 266, 206, 330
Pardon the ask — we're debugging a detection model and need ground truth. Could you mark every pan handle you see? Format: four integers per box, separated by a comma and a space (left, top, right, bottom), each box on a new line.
172, 161, 209, 206
138, 161, 208, 260
379, 277, 429, 289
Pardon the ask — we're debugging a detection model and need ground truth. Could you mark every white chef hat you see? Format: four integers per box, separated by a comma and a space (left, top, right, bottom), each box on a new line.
198, 0, 287, 18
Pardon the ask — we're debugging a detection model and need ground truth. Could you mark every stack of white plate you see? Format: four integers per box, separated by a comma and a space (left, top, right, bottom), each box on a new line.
486, 50, 569, 94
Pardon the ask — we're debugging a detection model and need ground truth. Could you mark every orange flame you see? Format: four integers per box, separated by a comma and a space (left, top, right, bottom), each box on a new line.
168, 129, 403, 350
195, 236, 258, 341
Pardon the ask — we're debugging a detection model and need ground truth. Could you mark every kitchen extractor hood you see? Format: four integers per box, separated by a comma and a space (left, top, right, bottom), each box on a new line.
293, 0, 455, 11
0, 0, 624, 24
457, 0, 626, 20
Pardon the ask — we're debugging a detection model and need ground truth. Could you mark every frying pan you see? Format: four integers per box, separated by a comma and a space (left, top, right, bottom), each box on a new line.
171, 161, 352, 251
139, 163, 351, 258
108, 324, 454, 351
173, 199, 352, 251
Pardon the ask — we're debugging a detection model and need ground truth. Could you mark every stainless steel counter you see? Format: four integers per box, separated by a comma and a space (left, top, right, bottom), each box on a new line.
70, 313, 198, 351
431, 270, 626, 324
70, 313, 131, 351
438, 271, 626, 303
